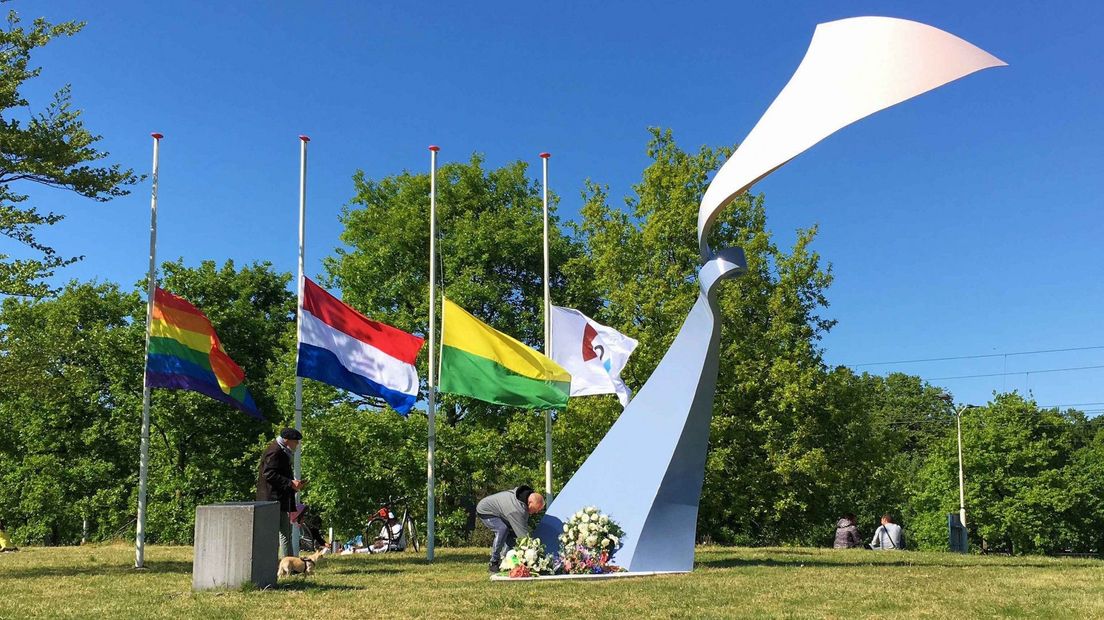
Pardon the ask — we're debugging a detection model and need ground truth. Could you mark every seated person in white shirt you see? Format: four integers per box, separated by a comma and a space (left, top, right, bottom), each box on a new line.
370, 517, 406, 552
870, 514, 903, 550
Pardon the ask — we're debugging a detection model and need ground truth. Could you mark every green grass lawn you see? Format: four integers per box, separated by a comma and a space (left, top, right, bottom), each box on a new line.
1, 544, 1102, 619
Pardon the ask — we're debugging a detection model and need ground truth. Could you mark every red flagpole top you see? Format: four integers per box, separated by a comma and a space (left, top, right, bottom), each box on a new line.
151, 133, 163, 139
428, 145, 440, 152
299, 135, 311, 142
539, 152, 551, 159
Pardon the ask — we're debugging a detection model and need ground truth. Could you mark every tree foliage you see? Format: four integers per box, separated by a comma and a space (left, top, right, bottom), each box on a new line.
910, 393, 1104, 553
0, 260, 293, 543
0, 5, 140, 297
0, 281, 141, 543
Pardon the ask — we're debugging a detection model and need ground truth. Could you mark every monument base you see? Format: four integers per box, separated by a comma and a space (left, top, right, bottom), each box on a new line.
491, 570, 687, 582
192, 501, 279, 591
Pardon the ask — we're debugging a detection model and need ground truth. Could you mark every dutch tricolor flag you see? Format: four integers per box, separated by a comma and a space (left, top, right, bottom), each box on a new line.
296, 278, 424, 414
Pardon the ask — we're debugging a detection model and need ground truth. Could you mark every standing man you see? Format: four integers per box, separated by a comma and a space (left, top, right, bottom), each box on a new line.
476, 485, 545, 574
256, 428, 307, 557
870, 514, 903, 551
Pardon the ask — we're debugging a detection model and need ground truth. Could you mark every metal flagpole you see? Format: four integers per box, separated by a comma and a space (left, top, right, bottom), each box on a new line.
293, 134, 309, 555
136, 132, 162, 569
956, 404, 968, 527
427, 145, 440, 561
540, 152, 553, 502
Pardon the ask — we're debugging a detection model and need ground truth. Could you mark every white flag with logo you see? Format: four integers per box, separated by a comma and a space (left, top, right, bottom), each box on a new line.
549, 305, 638, 407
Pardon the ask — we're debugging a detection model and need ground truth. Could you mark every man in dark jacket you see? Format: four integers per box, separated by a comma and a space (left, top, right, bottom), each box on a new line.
475, 485, 544, 574
256, 428, 306, 557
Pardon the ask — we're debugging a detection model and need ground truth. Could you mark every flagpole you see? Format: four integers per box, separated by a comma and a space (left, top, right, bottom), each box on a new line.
540, 151, 553, 502
136, 132, 162, 569
293, 134, 309, 555
427, 145, 440, 562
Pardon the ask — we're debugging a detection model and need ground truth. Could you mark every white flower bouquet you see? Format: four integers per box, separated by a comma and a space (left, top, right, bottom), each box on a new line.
500, 536, 554, 577
556, 506, 625, 574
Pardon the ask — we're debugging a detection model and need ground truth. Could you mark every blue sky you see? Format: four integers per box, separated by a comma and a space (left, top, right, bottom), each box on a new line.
12, 1, 1104, 412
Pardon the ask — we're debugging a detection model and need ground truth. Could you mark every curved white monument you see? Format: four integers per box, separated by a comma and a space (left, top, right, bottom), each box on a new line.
535, 16, 1005, 573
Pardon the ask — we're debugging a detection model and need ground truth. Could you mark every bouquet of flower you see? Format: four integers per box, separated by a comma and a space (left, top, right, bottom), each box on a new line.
500, 536, 554, 577
557, 506, 625, 574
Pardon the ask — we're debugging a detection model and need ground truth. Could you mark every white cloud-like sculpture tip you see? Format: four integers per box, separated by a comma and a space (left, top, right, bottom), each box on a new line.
697, 16, 1006, 260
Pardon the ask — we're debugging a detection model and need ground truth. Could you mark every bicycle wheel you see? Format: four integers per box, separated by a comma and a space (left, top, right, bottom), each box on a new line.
404, 514, 420, 552
298, 530, 316, 552
364, 517, 396, 552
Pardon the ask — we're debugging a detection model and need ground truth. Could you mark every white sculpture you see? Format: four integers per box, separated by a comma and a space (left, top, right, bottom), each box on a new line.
535, 16, 1005, 574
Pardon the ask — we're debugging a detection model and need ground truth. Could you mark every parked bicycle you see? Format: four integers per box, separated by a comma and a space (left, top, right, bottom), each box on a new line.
291, 503, 328, 552
363, 496, 420, 553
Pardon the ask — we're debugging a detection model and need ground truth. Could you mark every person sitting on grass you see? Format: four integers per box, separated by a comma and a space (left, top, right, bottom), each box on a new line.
870, 514, 903, 550
833, 513, 862, 549
369, 516, 406, 553
0, 519, 18, 552
475, 485, 544, 574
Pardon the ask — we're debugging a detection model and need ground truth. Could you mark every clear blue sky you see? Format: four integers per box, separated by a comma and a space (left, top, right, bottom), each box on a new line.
14, 0, 1104, 412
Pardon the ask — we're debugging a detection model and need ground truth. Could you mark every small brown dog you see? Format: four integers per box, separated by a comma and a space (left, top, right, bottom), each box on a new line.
278, 547, 328, 578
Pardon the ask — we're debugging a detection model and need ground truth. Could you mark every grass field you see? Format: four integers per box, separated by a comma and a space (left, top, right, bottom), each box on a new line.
1, 544, 1102, 619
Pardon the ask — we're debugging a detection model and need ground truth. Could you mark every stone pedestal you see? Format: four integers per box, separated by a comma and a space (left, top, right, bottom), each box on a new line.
192, 501, 279, 591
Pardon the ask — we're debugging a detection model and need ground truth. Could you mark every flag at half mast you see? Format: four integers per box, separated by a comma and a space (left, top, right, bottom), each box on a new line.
145, 288, 262, 419
550, 305, 638, 408
296, 278, 424, 415
438, 298, 570, 409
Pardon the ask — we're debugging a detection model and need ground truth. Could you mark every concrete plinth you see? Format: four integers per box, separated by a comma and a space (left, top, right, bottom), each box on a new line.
192, 501, 279, 591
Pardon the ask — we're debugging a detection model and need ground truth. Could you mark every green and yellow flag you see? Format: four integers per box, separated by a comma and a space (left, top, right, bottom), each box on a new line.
439, 298, 571, 409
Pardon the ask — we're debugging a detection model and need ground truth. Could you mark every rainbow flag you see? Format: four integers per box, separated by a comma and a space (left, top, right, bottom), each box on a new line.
145, 288, 262, 419
438, 297, 570, 409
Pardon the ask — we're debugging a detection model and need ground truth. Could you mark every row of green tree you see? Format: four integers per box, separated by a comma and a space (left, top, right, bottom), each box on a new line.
2, 6, 1101, 554
2, 131, 1102, 553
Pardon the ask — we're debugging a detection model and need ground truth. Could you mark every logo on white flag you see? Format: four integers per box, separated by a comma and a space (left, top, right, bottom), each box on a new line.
582, 323, 613, 372
551, 305, 638, 408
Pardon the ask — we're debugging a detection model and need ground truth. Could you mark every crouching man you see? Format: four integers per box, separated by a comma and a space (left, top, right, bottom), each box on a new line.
476, 485, 545, 574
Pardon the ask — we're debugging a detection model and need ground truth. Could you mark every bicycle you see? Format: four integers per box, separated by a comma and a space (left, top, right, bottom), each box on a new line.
362, 496, 420, 553
291, 503, 328, 553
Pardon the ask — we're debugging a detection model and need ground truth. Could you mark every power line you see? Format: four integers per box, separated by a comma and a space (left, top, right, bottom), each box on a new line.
849, 345, 1104, 368
883, 407, 1104, 421
882, 410, 1104, 425
929, 364, 1104, 381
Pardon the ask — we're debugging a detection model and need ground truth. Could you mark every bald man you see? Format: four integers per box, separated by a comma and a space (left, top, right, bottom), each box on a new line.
475, 485, 545, 573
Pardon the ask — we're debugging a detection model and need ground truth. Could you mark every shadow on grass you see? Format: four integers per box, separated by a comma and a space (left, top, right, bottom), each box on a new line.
697, 556, 1087, 570
324, 567, 404, 576
1, 560, 194, 579
274, 581, 372, 592
335, 549, 486, 566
